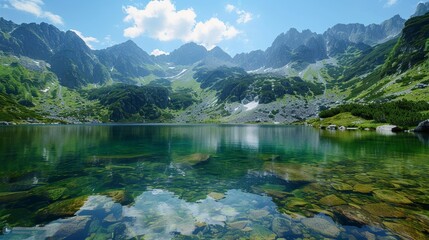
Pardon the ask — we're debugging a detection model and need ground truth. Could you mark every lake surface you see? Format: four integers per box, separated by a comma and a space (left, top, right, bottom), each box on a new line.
0, 125, 428, 239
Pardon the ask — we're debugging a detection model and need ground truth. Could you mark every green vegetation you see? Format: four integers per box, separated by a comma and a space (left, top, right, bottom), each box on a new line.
382, 13, 429, 76
88, 84, 170, 122
309, 112, 379, 129
194, 67, 324, 104
0, 93, 42, 122
0, 62, 55, 106
319, 100, 429, 127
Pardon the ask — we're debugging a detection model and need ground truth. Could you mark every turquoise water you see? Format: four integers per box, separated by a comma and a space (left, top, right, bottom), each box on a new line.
0, 125, 428, 239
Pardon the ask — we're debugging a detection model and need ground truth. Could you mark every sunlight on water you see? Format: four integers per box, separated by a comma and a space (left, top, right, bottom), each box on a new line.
0, 125, 428, 239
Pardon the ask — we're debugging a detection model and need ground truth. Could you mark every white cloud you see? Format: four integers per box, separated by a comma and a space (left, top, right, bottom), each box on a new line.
385, 0, 398, 7
151, 49, 169, 56
225, 4, 253, 24
190, 18, 239, 50
8, 0, 64, 25
101, 35, 116, 47
225, 4, 235, 13
70, 29, 99, 49
123, 0, 239, 49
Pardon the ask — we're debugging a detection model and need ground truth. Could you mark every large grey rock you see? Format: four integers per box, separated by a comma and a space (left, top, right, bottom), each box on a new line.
414, 119, 429, 133
376, 125, 402, 134
301, 217, 340, 238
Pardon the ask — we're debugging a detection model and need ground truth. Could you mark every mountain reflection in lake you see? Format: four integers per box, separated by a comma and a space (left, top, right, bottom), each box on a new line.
0, 125, 428, 239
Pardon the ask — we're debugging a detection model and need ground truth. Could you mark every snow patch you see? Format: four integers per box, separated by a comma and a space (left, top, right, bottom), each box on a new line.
167, 69, 187, 79
244, 101, 258, 111
40, 87, 50, 93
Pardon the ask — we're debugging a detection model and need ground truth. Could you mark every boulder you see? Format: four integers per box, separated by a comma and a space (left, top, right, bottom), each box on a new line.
362, 203, 405, 218
333, 205, 381, 227
376, 125, 402, 134
373, 190, 412, 204
319, 194, 346, 206
301, 217, 340, 238
414, 119, 429, 133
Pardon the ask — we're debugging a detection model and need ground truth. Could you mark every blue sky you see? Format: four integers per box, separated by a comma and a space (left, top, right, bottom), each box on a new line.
1, 0, 424, 56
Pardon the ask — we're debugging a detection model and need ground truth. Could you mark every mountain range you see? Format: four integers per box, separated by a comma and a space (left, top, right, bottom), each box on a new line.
1, 4, 429, 124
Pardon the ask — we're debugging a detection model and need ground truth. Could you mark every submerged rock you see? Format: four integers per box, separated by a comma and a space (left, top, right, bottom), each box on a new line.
353, 184, 374, 194
208, 192, 225, 201
287, 198, 308, 208
331, 183, 353, 191
249, 209, 270, 220
333, 205, 381, 227
373, 190, 412, 204
175, 153, 211, 166
103, 190, 132, 205
383, 221, 426, 240
362, 203, 405, 218
249, 224, 276, 240
36, 196, 88, 221
272, 217, 291, 236
319, 194, 346, 206
0, 191, 30, 203
263, 162, 316, 182
228, 220, 249, 230
301, 217, 340, 238
51, 216, 90, 239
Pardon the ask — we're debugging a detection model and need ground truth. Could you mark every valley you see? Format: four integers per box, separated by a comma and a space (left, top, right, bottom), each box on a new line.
1, 2, 429, 126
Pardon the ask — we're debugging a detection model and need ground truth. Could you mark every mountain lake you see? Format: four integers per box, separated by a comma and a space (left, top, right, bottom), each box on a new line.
0, 124, 428, 239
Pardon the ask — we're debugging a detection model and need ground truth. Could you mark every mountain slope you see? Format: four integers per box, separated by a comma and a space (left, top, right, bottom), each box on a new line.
95, 40, 163, 82
0, 19, 109, 88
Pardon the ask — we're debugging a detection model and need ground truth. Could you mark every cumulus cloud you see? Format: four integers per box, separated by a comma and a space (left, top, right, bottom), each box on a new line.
123, 0, 239, 49
385, 0, 398, 7
70, 29, 99, 49
225, 4, 253, 24
8, 0, 64, 25
151, 49, 169, 56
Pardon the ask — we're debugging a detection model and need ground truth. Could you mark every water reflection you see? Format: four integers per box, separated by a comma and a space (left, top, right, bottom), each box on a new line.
2, 190, 395, 240
0, 125, 428, 239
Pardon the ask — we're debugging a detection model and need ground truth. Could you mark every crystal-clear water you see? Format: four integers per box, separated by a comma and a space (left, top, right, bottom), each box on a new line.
0, 125, 428, 239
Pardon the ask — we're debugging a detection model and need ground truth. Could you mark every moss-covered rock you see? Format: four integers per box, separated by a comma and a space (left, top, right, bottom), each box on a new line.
362, 203, 405, 218
103, 190, 133, 205
353, 184, 374, 194
301, 217, 340, 238
319, 194, 346, 206
36, 196, 88, 222
174, 153, 211, 166
383, 221, 426, 240
373, 190, 412, 204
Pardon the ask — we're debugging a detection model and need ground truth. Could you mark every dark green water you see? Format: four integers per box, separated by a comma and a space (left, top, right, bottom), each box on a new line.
0, 125, 428, 239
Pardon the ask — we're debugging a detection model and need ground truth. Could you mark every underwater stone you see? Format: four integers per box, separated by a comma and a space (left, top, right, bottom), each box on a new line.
301, 217, 340, 238
51, 216, 90, 239
333, 205, 381, 227
362, 203, 405, 218
36, 196, 88, 221
287, 198, 308, 208
373, 190, 412, 204
383, 221, 426, 240
263, 162, 316, 182
331, 183, 353, 191
249, 209, 270, 220
0, 191, 30, 203
228, 220, 249, 230
249, 224, 276, 240
319, 194, 346, 206
175, 153, 211, 166
353, 184, 374, 194
103, 190, 132, 205
272, 217, 291, 236
208, 192, 225, 201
